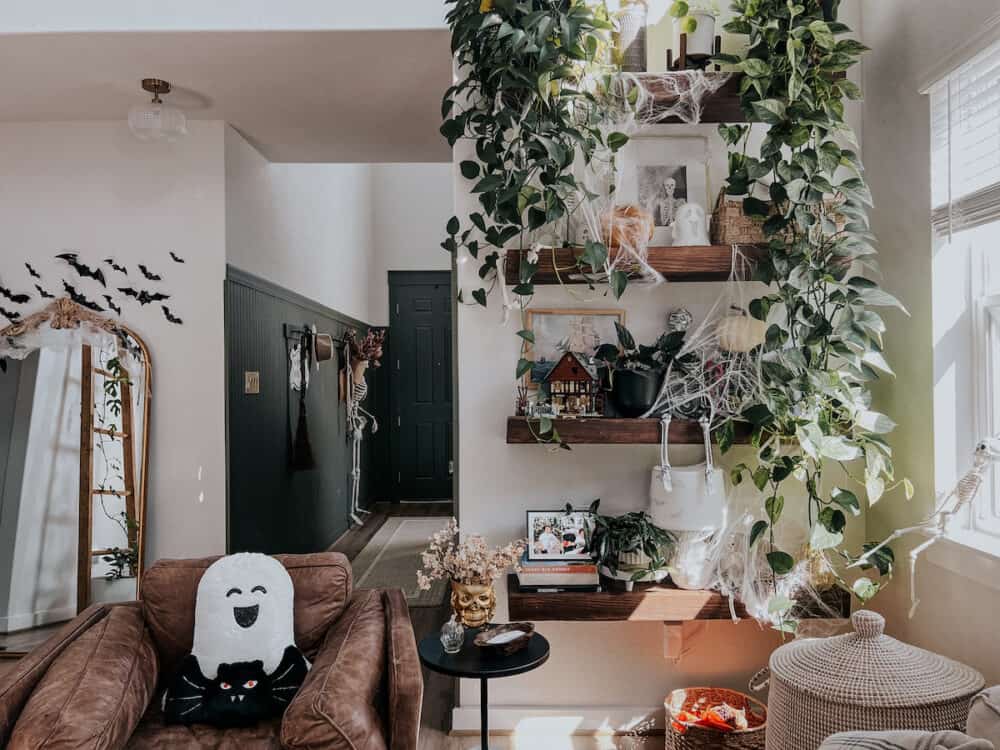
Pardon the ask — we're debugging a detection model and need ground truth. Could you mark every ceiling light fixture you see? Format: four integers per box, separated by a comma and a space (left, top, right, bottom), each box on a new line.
128, 78, 187, 142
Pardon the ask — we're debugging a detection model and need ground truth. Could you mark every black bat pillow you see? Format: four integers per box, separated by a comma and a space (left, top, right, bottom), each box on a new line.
163, 647, 307, 728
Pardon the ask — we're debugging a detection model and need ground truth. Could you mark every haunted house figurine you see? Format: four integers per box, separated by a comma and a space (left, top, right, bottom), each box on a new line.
543, 352, 602, 416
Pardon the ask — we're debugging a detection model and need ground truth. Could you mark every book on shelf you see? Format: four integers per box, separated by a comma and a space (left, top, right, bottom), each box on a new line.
515, 583, 602, 594
518, 553, 599, 587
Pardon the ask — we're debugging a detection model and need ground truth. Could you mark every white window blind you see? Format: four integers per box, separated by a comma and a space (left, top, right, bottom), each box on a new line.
930, 38, 1000, 236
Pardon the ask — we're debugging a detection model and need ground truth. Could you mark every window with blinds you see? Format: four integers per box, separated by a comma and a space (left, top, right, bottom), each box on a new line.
930, 38, 1000, 237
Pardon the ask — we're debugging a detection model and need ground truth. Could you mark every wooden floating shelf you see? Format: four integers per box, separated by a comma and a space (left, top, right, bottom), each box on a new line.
639, 72, 749, 123
506, 416, 750, 445
504, 245, 764, 286
506, 574, 852, 624
507, 574, 744, 622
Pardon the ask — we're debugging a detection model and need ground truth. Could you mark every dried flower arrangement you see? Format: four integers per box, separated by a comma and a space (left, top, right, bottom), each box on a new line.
345, 328, 386, 366
416, 518, 526, 590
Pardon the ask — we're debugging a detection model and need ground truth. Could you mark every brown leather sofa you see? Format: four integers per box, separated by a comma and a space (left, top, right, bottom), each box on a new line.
0, 552, 423, 749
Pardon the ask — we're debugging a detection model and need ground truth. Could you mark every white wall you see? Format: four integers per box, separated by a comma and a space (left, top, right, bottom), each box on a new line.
226, 131, 452, 325
0, 0, 447, 32
369, 163, 453, 325
863, 3, 1000, 683
225, 127, 376, 323
0, 121, 229, 566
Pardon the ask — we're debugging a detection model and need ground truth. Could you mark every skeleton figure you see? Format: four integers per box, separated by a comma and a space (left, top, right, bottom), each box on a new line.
656, 177, 686, 227
346, 347, 378, 527
851, 437, 1000, 617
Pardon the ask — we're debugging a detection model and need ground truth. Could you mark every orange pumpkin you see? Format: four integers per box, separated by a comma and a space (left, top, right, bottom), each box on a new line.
600, 203, 655, 250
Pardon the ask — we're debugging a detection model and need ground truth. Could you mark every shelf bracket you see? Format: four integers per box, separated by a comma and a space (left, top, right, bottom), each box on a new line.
662, 621, 706, 663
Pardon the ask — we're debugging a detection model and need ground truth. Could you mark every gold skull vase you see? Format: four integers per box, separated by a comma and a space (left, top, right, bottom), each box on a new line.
450, 580, 496, 629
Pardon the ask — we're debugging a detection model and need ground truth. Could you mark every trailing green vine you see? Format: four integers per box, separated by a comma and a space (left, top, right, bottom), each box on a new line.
714, 0, 907, 604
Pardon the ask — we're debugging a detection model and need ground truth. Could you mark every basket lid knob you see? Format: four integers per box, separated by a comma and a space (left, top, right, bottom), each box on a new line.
851, 609, 885, 639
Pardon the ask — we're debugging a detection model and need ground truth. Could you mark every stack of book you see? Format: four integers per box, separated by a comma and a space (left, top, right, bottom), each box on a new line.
516, 553, 600, 592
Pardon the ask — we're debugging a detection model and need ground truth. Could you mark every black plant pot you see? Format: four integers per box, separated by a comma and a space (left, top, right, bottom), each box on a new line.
821, 0, 839, 21
610, 370, 662, 418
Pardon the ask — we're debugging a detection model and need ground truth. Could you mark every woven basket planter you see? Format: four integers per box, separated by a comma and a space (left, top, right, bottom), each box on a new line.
665, 687, 767, 750
710, 191, 768, 245
764, 611, 984, 750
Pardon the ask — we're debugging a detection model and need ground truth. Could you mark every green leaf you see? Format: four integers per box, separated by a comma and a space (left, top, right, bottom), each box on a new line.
579, 241, 608, 273
446, 216, 460, 235
832, 487, 861, 516
809, 20, 836, 49
765, 495, 785, 524
819, 507, 847, 533
768, 595, 795, 614
852, 576, 879, 602
669, 0, 689, 17
610, 270, 628, 299
743, 196, 771, 218
740, 58, 772, 78
856, 410, 896, 434
607, 132, 629, 153
459, 161, 480, 181
749, 520, 769, 548
752, 467, 770, 491
751, 99, 787, 124
516, 358, 533, 378
767, 551, 795, 575
904, 478, 915, 500
471, 288, 487, 307
517, 329, 535, 344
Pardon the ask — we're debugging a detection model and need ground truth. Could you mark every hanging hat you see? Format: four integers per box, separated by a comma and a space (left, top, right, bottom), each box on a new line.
313, 333, 334, 363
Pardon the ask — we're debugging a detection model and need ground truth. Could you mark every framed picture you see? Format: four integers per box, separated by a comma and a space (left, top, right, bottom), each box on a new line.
523, 308, 624, 388
526, 509, 594, 561
618, 136, 709, 245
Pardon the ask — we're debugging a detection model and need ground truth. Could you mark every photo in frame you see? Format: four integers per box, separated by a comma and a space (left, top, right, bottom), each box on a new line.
526, 509, 595, 561
522, 308, 625, 388
618, 135, 710, 245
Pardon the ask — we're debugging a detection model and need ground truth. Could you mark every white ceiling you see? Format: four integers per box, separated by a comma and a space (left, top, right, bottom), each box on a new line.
0, 30, 453, 162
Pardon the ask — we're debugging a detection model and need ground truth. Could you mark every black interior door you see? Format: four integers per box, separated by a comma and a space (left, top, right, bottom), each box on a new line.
389, 271, 453, 501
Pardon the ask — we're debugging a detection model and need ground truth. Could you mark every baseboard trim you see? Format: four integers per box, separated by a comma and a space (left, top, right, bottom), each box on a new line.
451, 706, 665, 736
0, 605, 75, 633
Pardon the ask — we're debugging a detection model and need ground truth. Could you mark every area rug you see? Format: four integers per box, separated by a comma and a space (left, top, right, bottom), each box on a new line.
352, 517, 450, 607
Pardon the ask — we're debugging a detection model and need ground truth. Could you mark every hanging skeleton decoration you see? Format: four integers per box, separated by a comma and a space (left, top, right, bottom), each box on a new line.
851, 437, 1000, 617
343, 329, 386, 527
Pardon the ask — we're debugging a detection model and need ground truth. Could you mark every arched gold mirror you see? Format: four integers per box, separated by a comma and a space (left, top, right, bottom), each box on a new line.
0, 298, 151, 656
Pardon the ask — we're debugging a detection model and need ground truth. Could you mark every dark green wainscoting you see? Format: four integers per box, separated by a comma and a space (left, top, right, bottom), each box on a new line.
224, 266, 388, 554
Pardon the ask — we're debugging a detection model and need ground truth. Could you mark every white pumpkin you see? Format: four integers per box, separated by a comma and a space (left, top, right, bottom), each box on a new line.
717, 314, 768, 352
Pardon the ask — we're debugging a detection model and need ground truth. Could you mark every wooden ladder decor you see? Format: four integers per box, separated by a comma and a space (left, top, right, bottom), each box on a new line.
77, 345, 139, 612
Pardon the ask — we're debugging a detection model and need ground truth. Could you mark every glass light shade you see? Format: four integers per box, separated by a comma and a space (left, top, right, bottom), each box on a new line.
128, 101, 187, 142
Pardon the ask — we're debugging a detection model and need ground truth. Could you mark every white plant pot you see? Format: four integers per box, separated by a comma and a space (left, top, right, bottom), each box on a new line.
684, 11, 716, 57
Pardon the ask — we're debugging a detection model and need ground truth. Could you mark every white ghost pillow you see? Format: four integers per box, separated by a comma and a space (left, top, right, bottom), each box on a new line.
163, 553, 311, 727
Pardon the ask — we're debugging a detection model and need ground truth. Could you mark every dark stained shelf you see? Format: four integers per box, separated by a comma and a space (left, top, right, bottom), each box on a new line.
507, 574, 744, 621
506, 574, 853, 623
504, 245, 764, 286
505, 417, 751, 445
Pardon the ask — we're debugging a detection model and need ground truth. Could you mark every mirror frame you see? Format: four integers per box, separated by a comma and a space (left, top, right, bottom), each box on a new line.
0, 297, 152, 641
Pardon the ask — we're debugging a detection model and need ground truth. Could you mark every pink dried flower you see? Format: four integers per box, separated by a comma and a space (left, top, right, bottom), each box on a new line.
415, 518, 526, 591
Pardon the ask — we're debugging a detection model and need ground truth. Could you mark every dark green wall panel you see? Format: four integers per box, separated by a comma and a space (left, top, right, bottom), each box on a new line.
225, 267, 386, 554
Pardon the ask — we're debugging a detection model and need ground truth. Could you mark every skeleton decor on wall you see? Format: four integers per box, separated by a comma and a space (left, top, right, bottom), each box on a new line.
342, 328, 386, 526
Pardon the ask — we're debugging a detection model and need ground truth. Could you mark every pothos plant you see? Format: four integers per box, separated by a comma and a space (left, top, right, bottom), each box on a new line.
711, 0, 908, 606
441, 0, 633, 382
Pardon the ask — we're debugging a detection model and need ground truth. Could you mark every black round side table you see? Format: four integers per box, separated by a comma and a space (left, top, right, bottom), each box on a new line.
418, 628, 550, 750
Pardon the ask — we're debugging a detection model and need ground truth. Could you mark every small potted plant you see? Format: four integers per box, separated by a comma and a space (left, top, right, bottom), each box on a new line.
417, 519, 526, 629
585, 499, 674, 591
595, 323, 685, 417
669, 0, 719, 58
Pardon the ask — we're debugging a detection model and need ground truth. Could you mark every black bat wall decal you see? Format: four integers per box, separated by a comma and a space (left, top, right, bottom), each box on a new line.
104, 258, 128, 275
169, 251, 185, 264
119, 287, 170, 306
138, 264, 162, 281
56, 253, 106, 287
25, 263, 41, 279
103, 295, 122, 316
0, 306, 22, 322
35, 285, 54, 299
162, 305, 183, 325
0, 284, 31, 305
63, 281, 103, 312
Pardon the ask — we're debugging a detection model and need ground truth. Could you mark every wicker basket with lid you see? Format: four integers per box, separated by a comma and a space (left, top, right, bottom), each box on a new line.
764, 610, 984, 750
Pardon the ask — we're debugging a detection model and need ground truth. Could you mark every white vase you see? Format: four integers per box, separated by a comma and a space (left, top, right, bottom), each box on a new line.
685, 11, 716, 57
617, 5, 647, 72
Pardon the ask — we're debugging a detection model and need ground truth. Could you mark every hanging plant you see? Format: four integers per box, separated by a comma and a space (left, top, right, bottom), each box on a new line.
441, 0, 636, 378
713, 0, 909, 610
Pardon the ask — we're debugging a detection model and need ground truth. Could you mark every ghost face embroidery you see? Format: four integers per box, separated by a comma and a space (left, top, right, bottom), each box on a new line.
192, 553, 298, 679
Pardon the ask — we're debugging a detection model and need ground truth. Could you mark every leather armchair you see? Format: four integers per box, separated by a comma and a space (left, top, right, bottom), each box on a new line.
0, 552, 423, 750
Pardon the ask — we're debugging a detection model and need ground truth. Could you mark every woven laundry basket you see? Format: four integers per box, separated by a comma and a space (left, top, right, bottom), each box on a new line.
764, 610, 984, 750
